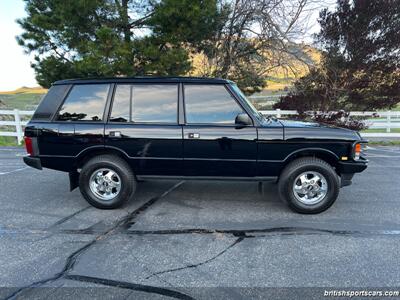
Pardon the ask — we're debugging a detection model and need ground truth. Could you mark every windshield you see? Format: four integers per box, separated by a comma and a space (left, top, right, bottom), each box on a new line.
230, 84, 264, 122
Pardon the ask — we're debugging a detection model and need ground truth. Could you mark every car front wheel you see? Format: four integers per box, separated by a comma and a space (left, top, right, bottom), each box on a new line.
278, 157, 340, 214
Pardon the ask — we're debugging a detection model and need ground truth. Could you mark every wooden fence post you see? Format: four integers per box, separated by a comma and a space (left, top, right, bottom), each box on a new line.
386, 111, 391, 133
14, 109, 23, 144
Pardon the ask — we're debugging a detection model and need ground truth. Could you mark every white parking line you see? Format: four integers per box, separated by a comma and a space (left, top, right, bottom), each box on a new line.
0, 167, 29, 175
0, 148, 23, 151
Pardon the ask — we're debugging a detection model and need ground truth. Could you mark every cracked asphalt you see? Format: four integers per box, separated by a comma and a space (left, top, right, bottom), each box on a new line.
0, 145, 399, 299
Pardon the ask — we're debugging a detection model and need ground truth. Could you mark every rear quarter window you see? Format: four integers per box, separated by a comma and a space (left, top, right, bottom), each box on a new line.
31, 85, 70, 121
57, 84, 110, 121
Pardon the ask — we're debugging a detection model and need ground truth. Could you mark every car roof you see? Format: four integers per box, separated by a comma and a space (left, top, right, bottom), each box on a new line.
53, 76, 232, 85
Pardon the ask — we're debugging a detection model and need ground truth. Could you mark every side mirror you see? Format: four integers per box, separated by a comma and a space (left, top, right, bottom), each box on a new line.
235, 113, 252, 127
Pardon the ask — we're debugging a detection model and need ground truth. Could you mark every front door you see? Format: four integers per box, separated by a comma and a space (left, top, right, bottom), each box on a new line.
182, 84, 257, 177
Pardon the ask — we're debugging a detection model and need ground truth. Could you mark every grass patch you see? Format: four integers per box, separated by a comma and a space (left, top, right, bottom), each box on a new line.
0, 93, 44, 110
368, 140, 400, 146
0, 136, 21, 147
361, 128, 400, 133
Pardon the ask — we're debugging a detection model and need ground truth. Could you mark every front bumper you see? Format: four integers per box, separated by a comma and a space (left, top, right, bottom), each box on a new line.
337, 157, 368, 174
337, 157, 368, 187
23, 156, 42, 170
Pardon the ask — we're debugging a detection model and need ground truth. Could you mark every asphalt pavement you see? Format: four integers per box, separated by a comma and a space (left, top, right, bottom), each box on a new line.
0, 145, 399, 299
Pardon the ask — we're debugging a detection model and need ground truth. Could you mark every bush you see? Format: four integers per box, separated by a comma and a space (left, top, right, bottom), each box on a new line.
273, 70, 370, 131
302, 111, 368, 131
273, 95, 369, 130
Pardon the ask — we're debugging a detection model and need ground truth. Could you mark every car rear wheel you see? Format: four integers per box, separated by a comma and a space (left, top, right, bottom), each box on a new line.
79, 155, 136, 209
278, 157, 340, 214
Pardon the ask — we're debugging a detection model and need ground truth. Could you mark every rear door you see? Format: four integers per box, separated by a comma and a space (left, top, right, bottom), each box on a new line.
105, 83, 182, 176
182, 84, 257, 177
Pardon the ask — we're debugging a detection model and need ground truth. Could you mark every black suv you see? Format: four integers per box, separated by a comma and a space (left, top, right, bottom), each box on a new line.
23, 77, 367, 213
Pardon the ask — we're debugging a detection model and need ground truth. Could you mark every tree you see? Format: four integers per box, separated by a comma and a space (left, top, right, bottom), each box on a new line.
17, 0, 220, 87
18, 0, 312, 89
275, 0, 400, 112
192, 0, 314, 93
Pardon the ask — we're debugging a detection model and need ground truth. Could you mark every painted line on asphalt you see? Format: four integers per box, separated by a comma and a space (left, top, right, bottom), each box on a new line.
0, 148, 24, 151
0, 167, 29, 175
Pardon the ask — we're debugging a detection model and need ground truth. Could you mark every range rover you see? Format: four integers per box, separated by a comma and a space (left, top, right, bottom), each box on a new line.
23, 77, 368, 213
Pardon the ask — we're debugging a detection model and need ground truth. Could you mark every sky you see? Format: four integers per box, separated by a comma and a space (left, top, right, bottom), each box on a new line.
0, 0, 335, 92
0, 0, 37, 91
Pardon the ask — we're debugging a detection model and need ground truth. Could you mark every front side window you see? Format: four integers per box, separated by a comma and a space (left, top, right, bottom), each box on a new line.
110, 84, 178, 123
184, 84, 245, 124
57, 84, 110, 121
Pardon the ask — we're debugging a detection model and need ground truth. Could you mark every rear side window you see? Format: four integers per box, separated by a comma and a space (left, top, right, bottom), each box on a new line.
110, 84, 178, 123
57, 84, 110, 121
184, 84, 244, 124
31, 85, 70, 121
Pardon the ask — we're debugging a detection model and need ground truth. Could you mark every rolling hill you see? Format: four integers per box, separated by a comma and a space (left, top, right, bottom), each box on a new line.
0, 88, 45, 110
0, 86, 47, 95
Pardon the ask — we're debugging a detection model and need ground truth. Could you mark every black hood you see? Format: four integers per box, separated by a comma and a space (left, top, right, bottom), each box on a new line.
279, 119, 362, 141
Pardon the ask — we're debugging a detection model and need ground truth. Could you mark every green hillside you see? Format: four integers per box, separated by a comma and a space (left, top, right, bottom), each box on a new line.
0, 93, 44, 110
0, 86, 46, 110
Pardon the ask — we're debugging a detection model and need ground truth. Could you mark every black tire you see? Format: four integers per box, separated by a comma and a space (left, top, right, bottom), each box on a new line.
79, 155, 136, 209
278, 157, 340, 214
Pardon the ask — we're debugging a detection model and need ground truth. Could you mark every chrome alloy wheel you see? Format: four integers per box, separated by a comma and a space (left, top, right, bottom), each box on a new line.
292, 171, 328, 205
89, 168, 121, 201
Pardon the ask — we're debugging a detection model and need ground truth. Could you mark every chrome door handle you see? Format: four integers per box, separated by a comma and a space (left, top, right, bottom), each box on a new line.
109, 131, 122, 138
188, 133, 200, 139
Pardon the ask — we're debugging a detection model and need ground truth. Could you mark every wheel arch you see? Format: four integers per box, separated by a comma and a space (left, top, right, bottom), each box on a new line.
74, 146, 132, 170
283, 148, 339, 170
69, 146, 133, 192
